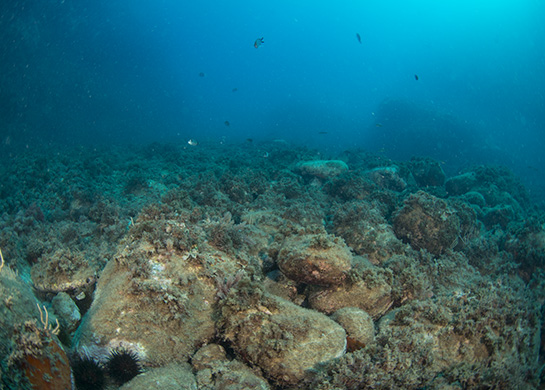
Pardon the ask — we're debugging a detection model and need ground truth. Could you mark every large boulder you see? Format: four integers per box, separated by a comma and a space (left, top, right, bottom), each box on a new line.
332, 201, 406, 265
73, 225, 218, 365
295, 160, 349, 179
365, 166, 406, 191
278, 231, 352, 286
410, 157, 446, 187
220, 292, 346, 385
308, 276, 393, 319
393, 191, 460, 256
445, 172, 479, 195
119, 363, 197, 390
1, 263, 72, 390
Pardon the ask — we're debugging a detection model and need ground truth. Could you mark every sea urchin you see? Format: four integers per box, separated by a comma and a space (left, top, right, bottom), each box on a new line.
105, 348, 143, 385
71, 355, 106, 390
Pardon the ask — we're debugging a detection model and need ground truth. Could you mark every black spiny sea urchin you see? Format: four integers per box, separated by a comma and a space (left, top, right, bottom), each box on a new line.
71, 355, 106, 390
105, 348, 143, 385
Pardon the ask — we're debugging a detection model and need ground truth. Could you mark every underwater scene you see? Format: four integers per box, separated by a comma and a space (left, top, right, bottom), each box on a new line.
1, 1, 544, 389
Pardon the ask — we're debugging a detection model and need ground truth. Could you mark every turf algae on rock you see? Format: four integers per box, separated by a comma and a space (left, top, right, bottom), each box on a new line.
192, 344, 271, 389
393, 191, 461, 255
1, 142, 544, 389
295, 160, 349, 179
220, 290, 346, 385
278, 231, 352, 286
331, 307, 375, 351
118, 363, 196, 389
308, 268, 393, 319
73, 215, 218, 366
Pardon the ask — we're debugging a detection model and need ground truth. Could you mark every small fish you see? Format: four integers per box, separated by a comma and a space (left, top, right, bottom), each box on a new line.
188, 139, 198, 146
318, 131, 328, 134
375, 123, 383, 127
254, 37, 264, 49
414, 74, 419, 81
356, 33, 362, 44
199, 72, 205, 77
224, 121, 230, 127
232, 88, 238, 92
246, 138, 253, 143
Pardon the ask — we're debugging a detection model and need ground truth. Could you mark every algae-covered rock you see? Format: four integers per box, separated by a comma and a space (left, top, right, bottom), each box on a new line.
31, 248, 96, 298
445, 172, 479, 195
410, 157, 446, 187
296, 160, 349, 179
462, 191, 486, 208
331, 307, 375, 350
371, 281, 542, 389
193, 344, 270, 390
393, 191, 461, 256
73, 235, 217, 365
51, 291, 81, 335
504, 221, 545, 281
1, 267, 39, 367
263, 270, 306, 305
482, 204, 516, 229
308, 276, 393, 319
220, 292, 346, 385
365, 166, 407, 191
2, 139, 543, 389
1, 265, 71, 390
278, 232, 352, 286
119, 363, 196, 390
332, 201, 406, 264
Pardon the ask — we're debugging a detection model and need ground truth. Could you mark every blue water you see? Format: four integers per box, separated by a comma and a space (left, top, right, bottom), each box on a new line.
1, 0, 544, 200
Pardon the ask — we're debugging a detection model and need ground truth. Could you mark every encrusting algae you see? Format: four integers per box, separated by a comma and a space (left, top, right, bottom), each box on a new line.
0, 141, 544, 389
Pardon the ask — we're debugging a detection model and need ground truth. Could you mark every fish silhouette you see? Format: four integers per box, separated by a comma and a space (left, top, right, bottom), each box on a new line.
254, 37, 264, 48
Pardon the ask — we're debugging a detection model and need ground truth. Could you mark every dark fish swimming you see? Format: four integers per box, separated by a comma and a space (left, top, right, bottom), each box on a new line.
414, 74, 419, 81
224, 121, 230, 127
232, 88, 238, 92
356, 33, 362, 44
199, 72, 205, 77
254, 37, 264, 49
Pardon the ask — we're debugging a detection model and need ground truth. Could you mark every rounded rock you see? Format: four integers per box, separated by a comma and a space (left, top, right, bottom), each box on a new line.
278, 232, 352, 286
331, 307, 375, 349
193, 344, 270, 390
308, 277, 393, 319
296, 160, 349, 179
445, 172, 478, 196
393, 191, 460, 256
410, 157, 446, 187
31, 248, 96, 298
221, 293, 346, 385
51, 291, 81, 334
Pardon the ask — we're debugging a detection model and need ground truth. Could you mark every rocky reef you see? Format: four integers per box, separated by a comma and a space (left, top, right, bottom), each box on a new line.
0, 141, 543, 389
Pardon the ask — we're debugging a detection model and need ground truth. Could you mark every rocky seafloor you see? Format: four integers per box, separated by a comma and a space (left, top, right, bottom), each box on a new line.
0, 140, 544, 389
